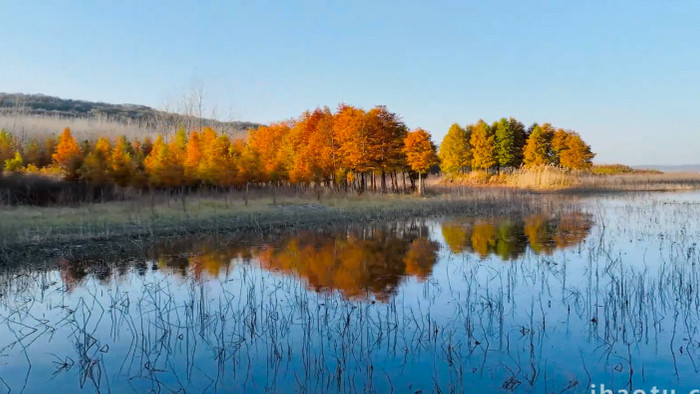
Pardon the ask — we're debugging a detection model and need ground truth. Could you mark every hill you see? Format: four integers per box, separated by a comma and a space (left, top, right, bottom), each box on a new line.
0, 93, 260, 140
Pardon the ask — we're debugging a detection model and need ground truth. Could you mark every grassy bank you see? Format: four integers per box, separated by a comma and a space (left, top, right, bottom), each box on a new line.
0, 188, 573, 257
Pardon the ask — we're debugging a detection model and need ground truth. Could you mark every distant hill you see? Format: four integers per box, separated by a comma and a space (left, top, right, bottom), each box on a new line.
633, 164, 700, 173
0, 93, 261, 138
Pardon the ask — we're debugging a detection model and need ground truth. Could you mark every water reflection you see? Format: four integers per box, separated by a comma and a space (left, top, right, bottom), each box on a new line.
441, 210, 593, 259
257, 224, 439, 300
55, 222, 441, 300
15, 195, 700, 393
55, 212, 592, 297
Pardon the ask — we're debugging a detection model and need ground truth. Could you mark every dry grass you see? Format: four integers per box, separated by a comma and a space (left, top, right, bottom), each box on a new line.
502, 166, 579, 189
436, 166, 579, 190
0, 113, 158, 142
435, 166, 700, 192
575, 171, 700, 191
0, 113, 249, 142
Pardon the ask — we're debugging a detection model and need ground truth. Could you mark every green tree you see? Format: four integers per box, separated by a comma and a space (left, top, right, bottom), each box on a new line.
495, 118, 526, 169
439, 123, 471, 175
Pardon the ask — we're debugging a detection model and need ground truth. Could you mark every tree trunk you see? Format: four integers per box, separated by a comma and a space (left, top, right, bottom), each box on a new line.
381, 170, 387, 194
418, 172, 423, 195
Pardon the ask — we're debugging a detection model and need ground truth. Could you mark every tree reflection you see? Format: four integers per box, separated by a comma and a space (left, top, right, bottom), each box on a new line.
256, 223, 439, 300
55, 211, 590, 299
441, 210, 592, 260
56, 222, 440, 301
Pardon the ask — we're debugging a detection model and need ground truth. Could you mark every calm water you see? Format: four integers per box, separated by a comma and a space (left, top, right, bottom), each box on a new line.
2, 192, 700, 393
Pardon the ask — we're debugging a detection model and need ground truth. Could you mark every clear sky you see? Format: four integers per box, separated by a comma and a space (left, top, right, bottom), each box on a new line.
2, 1, 699, 165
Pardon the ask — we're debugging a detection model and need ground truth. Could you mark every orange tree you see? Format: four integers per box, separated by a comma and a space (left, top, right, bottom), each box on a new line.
402, 128, 439, 194
52, 128, 83, 180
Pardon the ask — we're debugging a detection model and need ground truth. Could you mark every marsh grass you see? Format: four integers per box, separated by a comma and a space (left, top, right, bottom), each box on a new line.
436, 166, 700, 192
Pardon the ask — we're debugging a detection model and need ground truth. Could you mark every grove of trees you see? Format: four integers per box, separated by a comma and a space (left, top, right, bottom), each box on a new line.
439, 118, 594, 176
0, 108, 596, 197
0, 105, 439, 194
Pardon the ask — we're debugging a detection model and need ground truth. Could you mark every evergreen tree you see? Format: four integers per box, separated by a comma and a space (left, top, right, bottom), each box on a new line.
495, 118, 517, 169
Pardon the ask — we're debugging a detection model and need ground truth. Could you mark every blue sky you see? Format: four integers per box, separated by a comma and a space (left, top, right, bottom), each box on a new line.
2, 1, 699, 165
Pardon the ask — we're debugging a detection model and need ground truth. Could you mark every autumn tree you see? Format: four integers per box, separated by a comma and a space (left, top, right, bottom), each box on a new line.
23, 137, 54, 169
402, 128, 439, 194
140, 136, 154, 157
469, 120, 496, 170
144, 135, 184, 187
550, 128, 568, 166
183, 131, 202, 183
52, 128, 83, 180
198, 129, 235, 186
231, 138, 262, 202
333, 104, 370, 190
558, 132, 595, 170
288, 110, 323, 184
365, 106, 408, 192
248, 122, 292, 183
80, 137, 111, 184
110, 136, 137, 187
0, 129, 19, 170
523, 124, 554, 167
3, 151, 23, 172
439, 123, 471, 176
304, 107, 337, 185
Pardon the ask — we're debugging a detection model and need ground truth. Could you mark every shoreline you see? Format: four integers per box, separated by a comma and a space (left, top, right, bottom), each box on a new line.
1, 189, 573, 261
2, 177, 700, 262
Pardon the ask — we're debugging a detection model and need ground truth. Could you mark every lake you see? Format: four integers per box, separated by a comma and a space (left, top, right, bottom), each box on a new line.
2, 191, 700, 393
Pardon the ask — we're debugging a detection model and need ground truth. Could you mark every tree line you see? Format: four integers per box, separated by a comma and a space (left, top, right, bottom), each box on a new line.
0, 105, 439, 194
439, 118, 594, 176
0, 107, 594, 195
